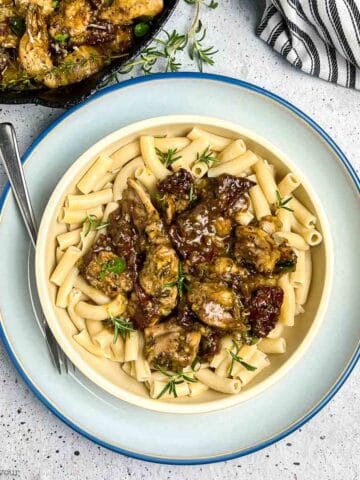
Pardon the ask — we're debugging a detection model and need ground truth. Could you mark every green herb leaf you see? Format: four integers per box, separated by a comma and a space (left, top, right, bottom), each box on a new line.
99, 257, 126, 281
134, 22, 151, 38
164, 260, 189, 298
84, 214, 109, 236
276, 190, 294, 212
188, 184, 194, 203
155, 147, 181, 168
9, 16, 25, 37
54, 32, 69, 43
155, 365, 198, 398
195, 145, 216, 167
228, 340, 257, 376
52, 0, 60, 8
107, 315, 134, 343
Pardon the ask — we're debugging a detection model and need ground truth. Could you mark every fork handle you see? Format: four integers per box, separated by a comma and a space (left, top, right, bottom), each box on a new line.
0, 123, 37, 247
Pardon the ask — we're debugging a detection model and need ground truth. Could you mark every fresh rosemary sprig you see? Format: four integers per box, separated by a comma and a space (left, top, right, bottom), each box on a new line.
155, 147, 182, 168
84, 213, 109, 236
228, 340, 257, 377
184, 0, 218, 8
107, 315, 134, 343
188, 183, 194, 203
195, 145, 216, 167
276, 190, 294, 212
155, 365, 197, 399
164, 261, 189, 297
99, 257, 126, 280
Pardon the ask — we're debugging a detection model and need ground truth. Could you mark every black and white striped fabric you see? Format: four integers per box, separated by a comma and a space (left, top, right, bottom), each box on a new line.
257, 0, 360, 89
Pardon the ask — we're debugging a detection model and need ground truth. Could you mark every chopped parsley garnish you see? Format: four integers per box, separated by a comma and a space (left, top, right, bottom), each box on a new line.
99, 257, 126, 280
228, 340, 257, 377
276, 190, 294, 212
155, 147, 181, 168
155, 365, 197, 399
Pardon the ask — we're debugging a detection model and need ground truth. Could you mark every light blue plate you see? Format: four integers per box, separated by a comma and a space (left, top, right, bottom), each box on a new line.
0, 73, 359, 464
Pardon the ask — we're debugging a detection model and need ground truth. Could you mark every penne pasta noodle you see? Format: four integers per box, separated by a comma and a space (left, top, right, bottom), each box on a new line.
215, 356, 232, 378
101, 201, 118, 223
56, 247, 65, 263
188, 381, 209, 397
122, 361, 132, 377
56, 267, 79, 308
295, 303, 305, 315
187, 127, 232, 151
291, 217, 322, 246
111, 335, 125, 362
92, 328, 115, 359
74, 276, 111, 305
125, 330, 140, 362
77, 155, 113, 194
140, 136, 170, 180
290, 249, 306, 288
149, 380, 190, 399
278, 274, 296, 326
249, 180, 271, 220
266, 323, 284, 339
75, 292, 127, 321
66, 189, 113, 211
57, 228, 82, 250
234, 210, 254, 226
274, 231, 309, 251
191, 160, 209, 178
110, 141, 141, 171
276, 208, 293, 232
135, 334, 152, 382
252, 157, 278, 204
92, 171, 117, 192
86, 319, 104, 337
67, 288, 86, 331
68, 222, 82, 231
58, 205, 103, 225
196, 368, 241, 394
258, 337, 286, 354
73, 329, 103, 357
134, 166, 157, 194
154, 136, 190, 152
217, 139, 246, 163
288, 196, 317, 228
295, 250, 312, 305
208, 150, 258, 177
209, 336, 233, 368
113, 156, 144, 201
50, 246, 82, 286
238, 351, 270, 386
171, 137, 209, 171
278, 173, 300, 197
78, 227, 96, 255
230, 344, 258, 377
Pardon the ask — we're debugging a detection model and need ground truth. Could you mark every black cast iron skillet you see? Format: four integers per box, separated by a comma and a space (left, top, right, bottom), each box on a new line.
0, 0, 179, 109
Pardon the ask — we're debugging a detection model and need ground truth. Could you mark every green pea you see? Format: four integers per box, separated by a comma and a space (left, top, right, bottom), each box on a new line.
9, 16, 25, 37
134, 22, 150, 38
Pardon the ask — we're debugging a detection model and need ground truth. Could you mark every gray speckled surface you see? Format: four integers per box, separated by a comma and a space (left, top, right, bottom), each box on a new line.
0, 1, 359, 478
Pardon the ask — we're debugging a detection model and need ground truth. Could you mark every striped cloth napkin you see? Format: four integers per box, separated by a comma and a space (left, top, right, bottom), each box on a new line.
257, 0, 360, 89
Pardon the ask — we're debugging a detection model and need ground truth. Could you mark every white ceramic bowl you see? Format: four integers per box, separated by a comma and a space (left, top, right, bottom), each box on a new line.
35, 115, 333, 414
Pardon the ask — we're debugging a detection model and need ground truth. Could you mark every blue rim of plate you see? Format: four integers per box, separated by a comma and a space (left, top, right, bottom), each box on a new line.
0, 73, 359, 465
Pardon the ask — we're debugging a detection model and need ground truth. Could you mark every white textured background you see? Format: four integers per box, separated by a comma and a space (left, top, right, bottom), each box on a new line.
0, 1, 359, 479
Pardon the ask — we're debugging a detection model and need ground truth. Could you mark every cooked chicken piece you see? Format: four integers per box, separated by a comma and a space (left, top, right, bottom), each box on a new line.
49, 0, 91, 43
81, 249, 132, 297
0, 20, 18, 49
274, 243, 297, 274
234, 225, 281, 276
139, 244, 179, 317
258, 215, 282, 235
102, 24, 132, 55
157, 169, 194, 224
100, 0, 163, 25
187, 282, 245, 330
19, 6, 103, 87
144, 320, 201, 370
15, 0, 54, 16
191, 256, 248, 284
127, 179, 170, 245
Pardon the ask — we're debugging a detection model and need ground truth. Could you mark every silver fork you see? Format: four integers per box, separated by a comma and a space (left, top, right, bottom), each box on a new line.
0, 122, 72, 374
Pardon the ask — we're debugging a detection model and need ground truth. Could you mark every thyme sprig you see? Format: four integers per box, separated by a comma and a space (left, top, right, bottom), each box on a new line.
195, 145, 216, 167
155, 365, 197, 399
84, 213, 109, 236
107, 315, 134, 343
276, 190, 294, 212
164, 261, 190, 297
155, 147, 182, 168
228, 340, 257, 377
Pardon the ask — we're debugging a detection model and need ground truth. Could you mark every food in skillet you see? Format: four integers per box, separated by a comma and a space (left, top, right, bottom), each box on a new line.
0, 0, 163, 90
50, 125, 323, 399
